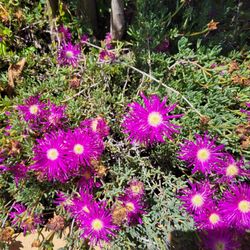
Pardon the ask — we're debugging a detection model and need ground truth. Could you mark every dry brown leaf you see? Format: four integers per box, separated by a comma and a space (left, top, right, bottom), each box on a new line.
7, 58, 26, 93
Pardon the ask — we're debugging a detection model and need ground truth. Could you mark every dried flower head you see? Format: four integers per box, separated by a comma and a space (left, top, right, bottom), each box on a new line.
207, 20, 219, 31
0, 227, 14, 242
46, 215, 65, 231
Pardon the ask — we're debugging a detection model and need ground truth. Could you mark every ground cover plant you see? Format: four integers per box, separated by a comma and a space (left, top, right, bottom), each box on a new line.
0, 0, 250, 249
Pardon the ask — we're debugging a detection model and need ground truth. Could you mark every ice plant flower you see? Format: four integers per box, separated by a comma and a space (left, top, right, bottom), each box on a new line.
241, 102, 250, 121
99, 50, 115, 62
58, 42, 80, 67
119, 195, 145, 225
58, 25, 71, 42
219, 183, 250, 230
178, 182, 213, 214
125, 179, 145, 198
9, 203, 41, 235
17, 95, 46, 122
42, 102, 67, 130
104, 32, 112, 49
69, 191, 93, 219
214, 154, 246, 182
79, 202, 117, 245
200, 229, 241, 250
65, 128, 104, 168
178, 133, 225, 174
80, 117, 110, 138
80, 34, 89, 44
122, 93, 182, 145
31, 131, 71, 182
194, 205, 225, 229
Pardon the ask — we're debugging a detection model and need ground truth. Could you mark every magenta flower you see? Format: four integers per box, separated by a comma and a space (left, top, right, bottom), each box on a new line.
214, 154, 246, 182
54, 192, 73, 209
79, 202, 117, 245
80, 34, 89, 44
178, 133, 225, 174
69, 191, 93, 219
200, 229, 241, 250
241, 102, 250, 121
125, 179, 145, 198
122, 93, 182, 145
31, 131, 71, 182
10, 164, 27, 186
58, 43, 80, 67
65, 128, 104, 168
219, 183, 250, 230
99, 50, 115, 62
17, 95, 46, 122
194, 205, 225, 229
58, 25, 71, 42
10, 203, 42, 235
80, 117, 110, 138
104, 32, 112, 49
42, 102, 67, 131
119, 195, 146, 225
77, 167, 100, 191
178, 182, 213, 214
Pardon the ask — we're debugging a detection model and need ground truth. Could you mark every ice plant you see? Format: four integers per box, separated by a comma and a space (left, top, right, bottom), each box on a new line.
99, 50, 115, 62
77, 167, 100, 191
58, 42, 80, 67
194, 205, 224, 229
58, 25, 71, 42
119, 195, 145, 224
125, 179, 145, 198
9, 203, 41, 235
178, 182, 213, 214
79, 202, 117, 245
31, 131, 71, 182
241, 102, 250, 120
17, 95, 46, 122
122, 93, 182, 145
219, 183, 250, 230
178, 133, 225, 174
65, 128, 104, 168
80, 34, 89, 44
80, 117, 110, 138
214, 154, 246, 182
200, 229, 241, 250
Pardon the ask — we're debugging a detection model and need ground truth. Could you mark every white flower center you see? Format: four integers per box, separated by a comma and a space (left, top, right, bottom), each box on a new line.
65, 51, 73, 58
91, 219, 103, 231
191, 194, 204, 207
238, 200, 250, 213
47, 148, 59, 160
226, 164, 238, 177
215, 241, 225, 250
73, 144, 84, 155
148, 112, 162, 127
197, 148, 210, 161
29, 105, 39, 114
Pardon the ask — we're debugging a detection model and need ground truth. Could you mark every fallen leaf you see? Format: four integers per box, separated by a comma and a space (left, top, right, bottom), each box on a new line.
7, 58, 26, 94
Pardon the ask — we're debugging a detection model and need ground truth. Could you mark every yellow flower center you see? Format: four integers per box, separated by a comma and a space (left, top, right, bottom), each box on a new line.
238, 200, 250, 213
197, 148, 210, 161
73, 144, 84, 155
226, 164, 238, 177
91, 219, 103, 231
47, 148, 59, 160
126, 202, 135, 212
131, 185, 142, 195
215, 241, 225, 250
191, 194, 204, 207
29, 105, 39, 114
66, 51, 73, 58
91, 119, 99, 132
83, 170, 91, 180
209, 213, 220, 224
148, 112, 162, 127
82, 205, 90, 213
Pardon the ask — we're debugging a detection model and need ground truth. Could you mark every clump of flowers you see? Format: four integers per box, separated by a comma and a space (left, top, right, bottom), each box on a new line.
122, 93, 182, 145
99, 49, 116, 62
112, 179, 146, 226
178, 132, 225, 175
58, 25, 71, 42
9, 203, 42, 235
58, 42, 80, 67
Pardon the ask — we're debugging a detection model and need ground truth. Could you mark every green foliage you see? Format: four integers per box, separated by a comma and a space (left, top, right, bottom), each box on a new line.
0, 0, 249, 249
